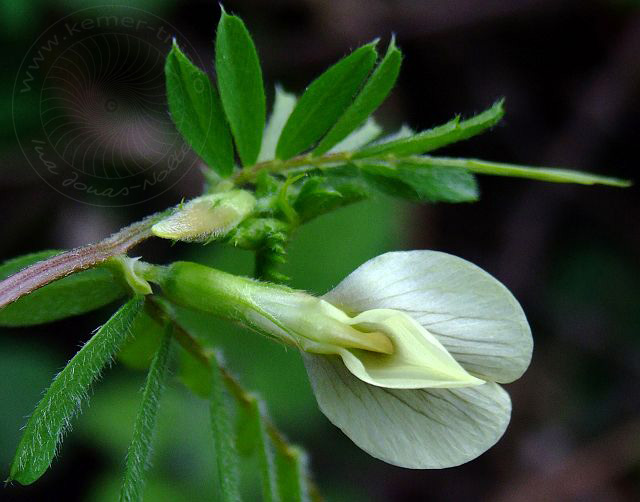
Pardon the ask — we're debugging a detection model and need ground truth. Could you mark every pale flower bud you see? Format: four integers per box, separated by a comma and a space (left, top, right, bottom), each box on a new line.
152, 190, 255, 242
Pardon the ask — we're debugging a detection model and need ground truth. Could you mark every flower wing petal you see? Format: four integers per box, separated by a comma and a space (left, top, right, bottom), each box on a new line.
323, 250, 532, 383
304, 353, 511, 469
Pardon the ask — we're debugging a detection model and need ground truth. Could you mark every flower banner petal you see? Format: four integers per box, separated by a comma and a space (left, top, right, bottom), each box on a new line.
324, 250, 532, 383
304, 353, 511, 469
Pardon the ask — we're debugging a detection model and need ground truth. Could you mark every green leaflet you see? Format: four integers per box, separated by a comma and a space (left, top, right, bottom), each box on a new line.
216, 10, 266, 166
314, 39, 402, 155
9, 297, 144, 485
353, 100, 505, 159
274, 444, 310, 502
165, 41, 234, 177
359, 163, 479, 202
0, 251, 126, 327
120, 325, 173, 502
210, 353, 241, 502
406, 156, 632, 187
246, 396, 278, 502
276, 42, 378, 160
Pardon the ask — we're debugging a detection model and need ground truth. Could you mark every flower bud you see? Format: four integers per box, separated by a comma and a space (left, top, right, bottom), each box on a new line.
152, 190, 255, 242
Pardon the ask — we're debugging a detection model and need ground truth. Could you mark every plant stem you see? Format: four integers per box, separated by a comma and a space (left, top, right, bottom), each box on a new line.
233, 151, 352, 184
234, 149, 630, 188
0, 210, 170, 309
404, 156, 632, 187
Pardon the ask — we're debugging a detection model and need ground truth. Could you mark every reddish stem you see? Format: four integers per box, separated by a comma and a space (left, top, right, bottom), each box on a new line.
0, 211, 167, 309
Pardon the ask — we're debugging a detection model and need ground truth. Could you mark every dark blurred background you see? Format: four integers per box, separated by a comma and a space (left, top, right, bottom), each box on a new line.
1, 0, 639, 500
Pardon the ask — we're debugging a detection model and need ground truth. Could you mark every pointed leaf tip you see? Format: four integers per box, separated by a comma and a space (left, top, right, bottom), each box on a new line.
276, 43, 378, 159
313, 37, 402, 155
165, 43, 234, 176
216, 11, 266, 166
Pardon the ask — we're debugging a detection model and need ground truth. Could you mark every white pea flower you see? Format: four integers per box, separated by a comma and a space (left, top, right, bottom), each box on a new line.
154, 250, 532, 469
300, 251, 532, 469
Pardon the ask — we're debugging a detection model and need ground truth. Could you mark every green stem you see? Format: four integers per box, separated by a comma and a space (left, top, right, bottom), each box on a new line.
233, 151, 353, 184
397, 156, 632, 187
233, 147, 631, 188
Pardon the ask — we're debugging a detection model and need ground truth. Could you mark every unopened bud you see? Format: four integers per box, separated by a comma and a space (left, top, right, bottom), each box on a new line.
152, 190, 255, 242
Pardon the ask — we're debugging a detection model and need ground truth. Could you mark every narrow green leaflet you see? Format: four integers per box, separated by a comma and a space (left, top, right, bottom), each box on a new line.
314, 39, 402, 155
120, 325, 173, 502
276, 42, 378, 160
353, 100, 505, 159
216, 10, 266, 166
274, 444, 310, 502
210, 353, 241, 502
0, 251, 126, 327
359, 163, 479, 202
165, 41, 234, 177
407, 156, 632, 187
246, 396, 278, 502
9, 297, 144, 485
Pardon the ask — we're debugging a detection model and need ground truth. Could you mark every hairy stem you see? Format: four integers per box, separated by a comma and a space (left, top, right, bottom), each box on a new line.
0, 210, 169, 309
234, 149, 630, 188
233, 151, 352, 184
